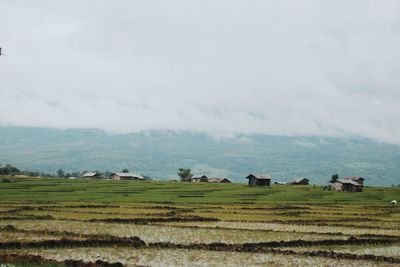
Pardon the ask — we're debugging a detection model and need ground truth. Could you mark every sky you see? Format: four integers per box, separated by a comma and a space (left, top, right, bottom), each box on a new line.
1, 1, 400, 143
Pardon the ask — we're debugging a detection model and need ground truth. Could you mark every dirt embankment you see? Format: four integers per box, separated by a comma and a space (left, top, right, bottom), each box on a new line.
220, 219, 397, 230
149, 236, 398, 251
0, 225, 119, 240
0, 235, 399, 264
0, 205, 120, 214
240, 205, 311, 211
0, 253, 124, 267
0, 236, 145, 250
88, 215, 219, 224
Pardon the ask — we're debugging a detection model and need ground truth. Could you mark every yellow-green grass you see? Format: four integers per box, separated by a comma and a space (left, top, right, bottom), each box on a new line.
161, 221, 400, 237
10, 210, 172, 221
1, 178, 399, 205
0, 220, 348, 244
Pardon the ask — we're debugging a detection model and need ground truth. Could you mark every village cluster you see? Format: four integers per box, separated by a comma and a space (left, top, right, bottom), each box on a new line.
239, 173, 363, 192
80, 171, 366, 192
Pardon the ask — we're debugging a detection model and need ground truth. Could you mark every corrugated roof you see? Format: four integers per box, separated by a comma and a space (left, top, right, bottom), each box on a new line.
112, 173, 144, 179
330, 176, 365, 184
208, 178, 231, 183
342, 176, 365, 181
82, 172, 98, 177
336, 179, 362, 186
289, 178, 309, 184
192, 175, 208, 179
246, 173, 271, 180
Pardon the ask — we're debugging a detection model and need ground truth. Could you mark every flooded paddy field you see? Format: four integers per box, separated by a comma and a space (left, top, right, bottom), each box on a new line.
0, 178, 399, 266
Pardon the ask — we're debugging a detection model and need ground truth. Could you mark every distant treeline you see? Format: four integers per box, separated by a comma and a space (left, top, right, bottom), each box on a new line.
55, 168, 116, 179
0, 163, 50, 177
0, 163, 142, 179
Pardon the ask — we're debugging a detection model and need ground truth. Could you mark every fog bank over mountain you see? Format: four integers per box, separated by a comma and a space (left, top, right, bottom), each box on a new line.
1, 1, 400, 143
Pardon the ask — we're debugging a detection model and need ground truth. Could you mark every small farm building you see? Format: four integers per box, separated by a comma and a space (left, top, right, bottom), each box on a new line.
191, 175, 208, 182
330, 176, 364, 192
246, 173, 271, 187
208, 178, 231, 183
345, 176, 365, 185
289, 178, 309, 185
82, 172, 101, 179
111, 172, 144, 181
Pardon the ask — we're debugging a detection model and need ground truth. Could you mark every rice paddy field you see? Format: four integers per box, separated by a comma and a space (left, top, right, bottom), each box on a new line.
0, 178, 399, 266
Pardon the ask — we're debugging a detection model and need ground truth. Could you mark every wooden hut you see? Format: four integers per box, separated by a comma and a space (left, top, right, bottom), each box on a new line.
344, 176, 365, 186
208, 178, 231, 183
82, 172, 101, 179
191, 175, 208, 182
329, 176, 364, 192
111, 172, 144, 181
246, 173, 271, 187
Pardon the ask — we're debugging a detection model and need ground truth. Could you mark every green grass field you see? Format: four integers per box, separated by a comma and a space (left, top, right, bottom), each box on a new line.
0, 178, 399, 266
1, 177, 399, 204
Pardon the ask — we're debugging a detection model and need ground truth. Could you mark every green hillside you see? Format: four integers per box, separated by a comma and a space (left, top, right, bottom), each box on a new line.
0, 127, 400, 185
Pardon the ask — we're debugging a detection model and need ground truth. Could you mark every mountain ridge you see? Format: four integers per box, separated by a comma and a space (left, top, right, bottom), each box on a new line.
0, 127, 399, 185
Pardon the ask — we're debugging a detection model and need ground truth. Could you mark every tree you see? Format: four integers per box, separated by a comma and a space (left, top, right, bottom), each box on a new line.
122, 168, 129, 173
0, 164, 20, 175
331, 174, 339, 181
94, 170, 103, 177
57, 169, 65, 178
177, 168, 193, 182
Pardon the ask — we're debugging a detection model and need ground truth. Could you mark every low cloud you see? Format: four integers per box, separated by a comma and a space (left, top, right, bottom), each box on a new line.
1, 1, 400, 143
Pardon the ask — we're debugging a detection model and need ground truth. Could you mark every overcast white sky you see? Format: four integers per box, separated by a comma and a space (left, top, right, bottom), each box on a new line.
1, 1, 400, 143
